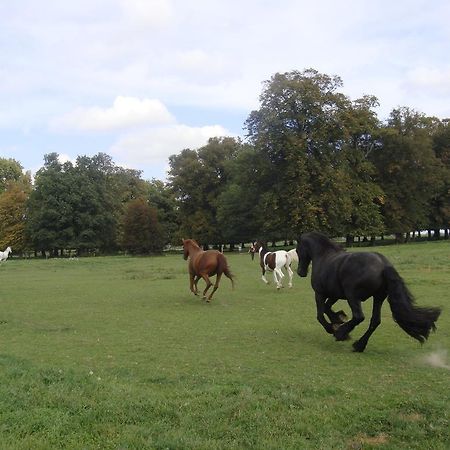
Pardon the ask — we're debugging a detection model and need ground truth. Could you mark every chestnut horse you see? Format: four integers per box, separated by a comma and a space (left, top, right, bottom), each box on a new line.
182, 239, 234, 302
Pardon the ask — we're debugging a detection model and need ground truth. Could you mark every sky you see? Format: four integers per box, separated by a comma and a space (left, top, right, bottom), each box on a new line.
1, 0, 450, 181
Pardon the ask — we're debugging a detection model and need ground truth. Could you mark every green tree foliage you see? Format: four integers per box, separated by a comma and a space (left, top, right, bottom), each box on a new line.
27, 153, 120, 255
0, 176, 32, 252
0, 158, 24, 193
215, 144, 266, 243
168, 137, 240, 245
71, 154, 117, 252
337, 96, 385, 241
245, 69, 384, 239
146, 179, 179, 246
371, 108, 445, 239
26, 153, 73, 255
430, 119, 450, 236
121, 198, 164, 254
3, 69, 448, 251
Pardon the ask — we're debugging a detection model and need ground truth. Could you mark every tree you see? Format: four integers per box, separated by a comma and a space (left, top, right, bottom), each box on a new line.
430, 119, 450, 238
27, 152, 121, 255
245, 69, 384, 239
372, 108, 445, 240
337, 96, 385, 242
0, 158, 24, 193
26, 153, 74, 255
146, 179, 179, 246
70, 153, 118, 253
121, 198, 164, 254
216, 144, 265, 244
0, 176, 32, 252
168, 137, 240, 246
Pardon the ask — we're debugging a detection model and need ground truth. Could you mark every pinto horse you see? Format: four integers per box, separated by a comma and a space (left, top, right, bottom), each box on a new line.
0, 246, 12, 262
252, 241, 293, 289
287, 248, 298, 266
296, 232, 441, 352
182, 239, 234, 302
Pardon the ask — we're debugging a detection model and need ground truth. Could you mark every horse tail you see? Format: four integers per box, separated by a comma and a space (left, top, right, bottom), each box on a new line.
225, 267, 235, 289
220, 254, 235, 289
384, 265, 441, 343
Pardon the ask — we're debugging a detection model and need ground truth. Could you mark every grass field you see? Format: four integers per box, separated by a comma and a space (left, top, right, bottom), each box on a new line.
0, 241, 449, 449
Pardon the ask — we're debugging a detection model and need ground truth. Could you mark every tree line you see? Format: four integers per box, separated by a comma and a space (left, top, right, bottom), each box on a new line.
1, 69, 449, 255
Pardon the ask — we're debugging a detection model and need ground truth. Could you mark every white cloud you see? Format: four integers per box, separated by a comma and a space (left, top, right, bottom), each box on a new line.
110, 124, 232, 165
51, 96, 175, 132
174, 49, 230, 80
406, 67, 450, 94
58, 153, 76, 165
118, 0, 173, 27
2, 0, 450, 180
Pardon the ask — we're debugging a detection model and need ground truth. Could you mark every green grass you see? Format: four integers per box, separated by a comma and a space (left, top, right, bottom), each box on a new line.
0, 242, 449, 449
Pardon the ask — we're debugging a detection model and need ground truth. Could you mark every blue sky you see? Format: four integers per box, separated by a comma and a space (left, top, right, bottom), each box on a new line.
1, 0, 449, 180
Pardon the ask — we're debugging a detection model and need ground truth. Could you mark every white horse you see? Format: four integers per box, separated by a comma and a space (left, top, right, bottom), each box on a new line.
0, 246, 12, 262
251, 241, 293, 289
287, 248, 298, 266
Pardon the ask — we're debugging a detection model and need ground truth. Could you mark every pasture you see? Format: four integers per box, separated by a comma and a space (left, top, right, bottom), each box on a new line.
0, 241, 449, 449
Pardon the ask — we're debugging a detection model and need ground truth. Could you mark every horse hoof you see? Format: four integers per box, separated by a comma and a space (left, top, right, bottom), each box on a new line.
352, 341, 366, 352
334, 329, 351, 341
337, 310, 348, 321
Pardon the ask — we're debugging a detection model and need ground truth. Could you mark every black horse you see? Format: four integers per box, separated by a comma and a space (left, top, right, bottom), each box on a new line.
296, 232, 441, 352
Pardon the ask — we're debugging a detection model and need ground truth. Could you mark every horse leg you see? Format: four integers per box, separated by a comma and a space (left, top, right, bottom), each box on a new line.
207, 273, 222, 302
315, 293, 334, 334
261, 267, 269, 284
189, 274, 199, 295
325, 298, 347, 328
193, 275, 202, 295
286, 265, 293, 288
334, 299, 365, 341
201, 275, 213, 301
352, 294, 385, 352
273, 269, 282, 289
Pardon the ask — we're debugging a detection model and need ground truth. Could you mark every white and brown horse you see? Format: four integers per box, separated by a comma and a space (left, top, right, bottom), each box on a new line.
251, 241, 293, 289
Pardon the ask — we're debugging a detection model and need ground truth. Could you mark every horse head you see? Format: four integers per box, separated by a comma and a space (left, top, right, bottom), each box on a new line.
249, 241, 264, 260
296, 239, 311, 277
252, 241, 265, 254
182, 239, 190, 260
248, 243, 256, 260
182, 239, 201, 260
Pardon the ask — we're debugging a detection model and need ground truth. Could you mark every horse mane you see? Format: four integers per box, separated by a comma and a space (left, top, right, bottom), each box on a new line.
302, 232, 345, 253
183, 239, 201, 249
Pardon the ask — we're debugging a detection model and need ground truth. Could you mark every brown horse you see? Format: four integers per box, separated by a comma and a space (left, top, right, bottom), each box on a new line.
182, 239, 234, 302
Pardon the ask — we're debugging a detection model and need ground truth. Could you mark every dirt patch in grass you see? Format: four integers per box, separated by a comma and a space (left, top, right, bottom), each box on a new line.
399, 412, 423, 422
348, 432, 389, 449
